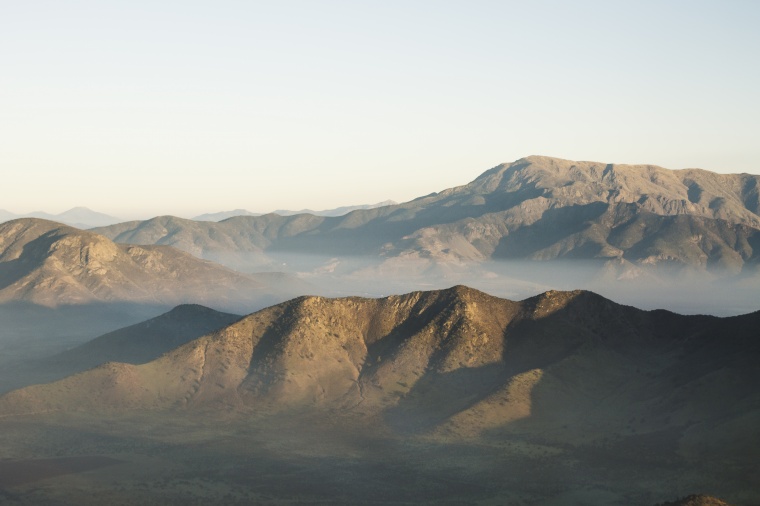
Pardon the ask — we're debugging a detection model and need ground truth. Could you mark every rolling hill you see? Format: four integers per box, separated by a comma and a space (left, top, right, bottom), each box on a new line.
0, 218, 297, 310
45, 304, 241, 377
0, 303, 242, 394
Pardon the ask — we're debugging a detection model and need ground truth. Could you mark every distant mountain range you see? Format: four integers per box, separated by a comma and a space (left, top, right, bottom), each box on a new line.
0, 202, 400, 229
93, 156, 760, 276
193, 200, 397, 221
3, 285, 758, 470
0, 207, 122, 229
4, 156, 759, 317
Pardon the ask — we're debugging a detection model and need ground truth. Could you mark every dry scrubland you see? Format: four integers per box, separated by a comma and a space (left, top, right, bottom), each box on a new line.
0, 411, 753, 506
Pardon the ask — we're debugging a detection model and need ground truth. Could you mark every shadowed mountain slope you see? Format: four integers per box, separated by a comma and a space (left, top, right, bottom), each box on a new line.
45, 304, 241, 377
93, 156, 760, 273
3, 285, 758, 469
0, 304, 240, 392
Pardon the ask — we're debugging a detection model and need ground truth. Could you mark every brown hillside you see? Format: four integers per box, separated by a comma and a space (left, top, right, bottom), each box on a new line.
0, 218, 291, 309
2, 285, 758, 466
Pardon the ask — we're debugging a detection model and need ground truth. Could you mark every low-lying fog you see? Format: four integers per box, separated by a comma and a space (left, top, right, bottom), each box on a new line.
262, 253, 760, 317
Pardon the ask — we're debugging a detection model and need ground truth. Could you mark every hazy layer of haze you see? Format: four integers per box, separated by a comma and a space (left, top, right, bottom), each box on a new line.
2, 1, 759, 218
257, 253, 760, 317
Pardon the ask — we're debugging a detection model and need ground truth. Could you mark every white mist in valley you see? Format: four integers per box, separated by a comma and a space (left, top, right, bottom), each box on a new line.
250, 252, 760, 317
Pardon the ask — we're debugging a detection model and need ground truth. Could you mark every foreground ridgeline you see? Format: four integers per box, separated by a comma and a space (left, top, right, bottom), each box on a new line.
2, 286, 758, 442
1, 286, 757, 505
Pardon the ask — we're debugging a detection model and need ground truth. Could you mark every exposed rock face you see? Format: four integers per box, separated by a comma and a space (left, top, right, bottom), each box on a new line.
393, 156, 760, 270
93, 156, 760, 273
0, 218, 286, 308
3, 285, 758, 468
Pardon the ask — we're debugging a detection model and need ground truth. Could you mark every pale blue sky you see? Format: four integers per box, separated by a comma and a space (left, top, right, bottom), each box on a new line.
1, 1, 758, 218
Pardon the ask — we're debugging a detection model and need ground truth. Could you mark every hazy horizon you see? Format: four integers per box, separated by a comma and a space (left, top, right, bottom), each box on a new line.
0, 198, 400, 222
3, 154, 760, 222
2, 1, 759, 218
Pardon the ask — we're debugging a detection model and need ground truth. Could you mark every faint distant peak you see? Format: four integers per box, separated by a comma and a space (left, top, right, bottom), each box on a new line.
57, 207, 122, 225
273, 200, 398, 217
193, 209, 261, 221
0, 207, 122, 229
194, 200, 397, 221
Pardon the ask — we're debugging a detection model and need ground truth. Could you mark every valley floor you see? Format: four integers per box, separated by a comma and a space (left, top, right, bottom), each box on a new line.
0, 411, 755, 506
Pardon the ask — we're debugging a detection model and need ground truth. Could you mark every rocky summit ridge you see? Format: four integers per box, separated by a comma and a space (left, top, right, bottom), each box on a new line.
2, 285, 758, 466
